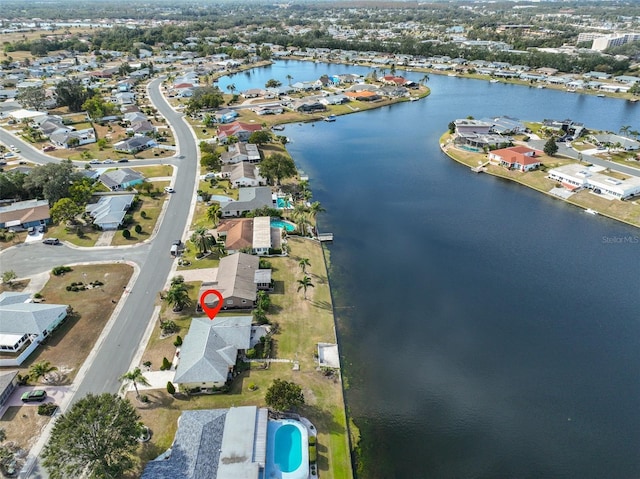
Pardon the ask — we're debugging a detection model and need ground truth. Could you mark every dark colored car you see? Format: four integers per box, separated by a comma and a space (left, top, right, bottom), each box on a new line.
43, 238, 60, 245
21, 390, 47, 402
117, 158, 129, 163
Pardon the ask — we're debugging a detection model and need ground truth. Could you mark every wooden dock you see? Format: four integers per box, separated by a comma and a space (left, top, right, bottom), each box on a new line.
318, 233, 333, 242
471, 161, 490, 173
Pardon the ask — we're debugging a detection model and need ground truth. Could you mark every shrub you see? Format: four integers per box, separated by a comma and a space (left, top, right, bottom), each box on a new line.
245, 348, 256, 359
33, 293, 42, 299
173, 335, 183, 347
141, 210, 147, 219
143, 361, 152, 368
166, 381, 176, 395
160, 357, 171, 371
52, 266, 72, 276
134, 224, 142, 234
140, 395, 149, 403
308, 445, 317, 463
38, 403, 58, 416
122, 229, 131, 239
308, 435, 316, 446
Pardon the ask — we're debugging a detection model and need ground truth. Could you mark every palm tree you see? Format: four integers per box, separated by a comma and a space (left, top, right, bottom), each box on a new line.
619, 125, 631, 137
298, 258, 310, 274
226, 83, 236, 95
120, 367, 151, 399
291, 204, 310, 236
29, 360, 57, 383
286, 74, 293, 86
308, 201, 325, 220
297, 275, 314, 300
420, 73, 430, 86
206, 203, 221, 227
190, 226, 216, 256
164, 283, 192, 312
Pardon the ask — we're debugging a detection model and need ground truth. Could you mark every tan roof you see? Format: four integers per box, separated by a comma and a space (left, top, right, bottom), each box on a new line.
225, 219, 254, 251
0, 200, 50, 226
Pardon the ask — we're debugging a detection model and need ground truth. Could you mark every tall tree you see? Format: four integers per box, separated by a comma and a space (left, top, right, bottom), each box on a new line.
248, 130, 271, 145
298, 258, 310, 274
259, 153, 296, 185
23, 161, 82, 204
55, 79, 91, 112
50, 197, 83, 225
120, 368, 150, 399
297, 275, 314, 300
308, 201, 325, 219
16, 86, 47, 110
42, 393, 142, 479
206, 203, 221, 227
543, 137, 559, 156
190, 226, 216, 255
265, 379, 304, 411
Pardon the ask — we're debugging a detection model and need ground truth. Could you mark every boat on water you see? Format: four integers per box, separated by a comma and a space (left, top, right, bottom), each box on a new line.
409, 96, 419, 102
272, 125, 285, 131
585, 209, 598, 215
537, 85, 545, 89
490, 79, 499, 83
597, 94, 606, 97
324, 115, 336, 122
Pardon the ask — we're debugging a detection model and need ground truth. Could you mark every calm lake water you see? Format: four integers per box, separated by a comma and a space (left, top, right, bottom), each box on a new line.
230, 62, 640, 478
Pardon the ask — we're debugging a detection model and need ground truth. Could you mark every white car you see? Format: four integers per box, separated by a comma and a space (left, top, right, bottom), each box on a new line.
164, 187, 175, 193
102, 159, 115, 164
89, 159, 100, 164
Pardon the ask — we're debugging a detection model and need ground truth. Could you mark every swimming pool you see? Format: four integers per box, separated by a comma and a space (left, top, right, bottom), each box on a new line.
271, 219, 295, 232
276, 197, 292, 209
265, 420, 308, 479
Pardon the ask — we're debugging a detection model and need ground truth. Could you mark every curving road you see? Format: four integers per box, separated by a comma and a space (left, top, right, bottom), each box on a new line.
2, 77, 201, 478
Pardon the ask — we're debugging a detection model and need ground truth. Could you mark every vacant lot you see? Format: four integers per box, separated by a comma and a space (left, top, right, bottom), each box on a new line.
133, 238, 352, 479
15, 264, 133, 382
0, 406, 52, 454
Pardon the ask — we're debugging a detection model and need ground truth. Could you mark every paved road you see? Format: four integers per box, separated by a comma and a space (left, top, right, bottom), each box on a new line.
528, 139, 640, 177
9, 77, 200, 478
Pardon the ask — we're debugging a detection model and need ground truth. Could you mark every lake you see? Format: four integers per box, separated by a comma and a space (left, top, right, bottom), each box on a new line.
230, 61, 640, 478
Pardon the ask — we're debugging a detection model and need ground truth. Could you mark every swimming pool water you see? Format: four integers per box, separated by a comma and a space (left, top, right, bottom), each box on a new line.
274, 424, 302, 473
276, 198, 292, 208
271, 220, 295, 232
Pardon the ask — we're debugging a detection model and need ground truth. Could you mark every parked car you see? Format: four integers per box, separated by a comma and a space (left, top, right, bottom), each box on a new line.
21, 390, 47, 402
42, 145, 56, 152
27, 226, 36, 235
102, 159, 115, 164
172, 239, 182, 246
117, 158, 129, 163
89, 159, 100, 164
38, 225, 45, 233
43, 238, 60, 245
164, 187, 175, 193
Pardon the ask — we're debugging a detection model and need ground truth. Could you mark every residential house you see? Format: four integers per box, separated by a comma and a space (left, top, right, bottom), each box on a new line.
142, 406, 283, 479
216, 216, 278, 255
220, 142, 261, 165
173, 316, 252, 391
197, 252, 267, 311
214, 109, 238, 124
221, 162, 266, 188
217, 122, 264, 143
128, 120, 156, 136
0, 370, 19, 408
344, 90, 380, 101
85, 194, 135, 230
592, 134, 640, 151
113, 135, 156, 154
0, 292, 68, 366
454, 119, 494, 135
548, 164, 640, 199
0, 199, 50, 229
292, 99, 327, 113
254, 105, 284, 115
220, 186, 273, 217
488, 146, 542, 172
99, 168, 145, 191
49, 127, 96, 148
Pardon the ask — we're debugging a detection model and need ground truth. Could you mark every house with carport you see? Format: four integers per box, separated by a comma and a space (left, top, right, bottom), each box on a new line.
219, 186, 273, 218
0, 199, 50, 230
85, 194, 135, 230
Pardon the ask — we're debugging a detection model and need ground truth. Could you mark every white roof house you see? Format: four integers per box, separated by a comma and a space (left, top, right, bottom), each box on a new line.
548, 164, 640, 199
0, 292, 68, 366
85, 194, 135, 230
252, 216, 271, 255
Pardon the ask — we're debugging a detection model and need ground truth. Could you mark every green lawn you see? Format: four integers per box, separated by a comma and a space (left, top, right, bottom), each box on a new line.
110, 186, 167, 246
47, 223, 101, 247
134, 238, 353, 479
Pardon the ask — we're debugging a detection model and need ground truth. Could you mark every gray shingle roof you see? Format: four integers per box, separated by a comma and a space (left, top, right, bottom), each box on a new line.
85, 194, 135, 226
99, 168, 144, 189
220, 186, 272, 215
173, 316, 252, 385
141, 409, 227, 479
0, 293, 68, 337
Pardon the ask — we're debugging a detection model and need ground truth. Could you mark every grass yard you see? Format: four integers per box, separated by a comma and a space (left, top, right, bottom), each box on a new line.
198, 179, 239, 201
15, 264, 133, 382
129, 164, 174, 178
110, 186, 167, 246
0, 230, 27, 251
0, 406, 52, 454
133, 238, 353, 479
46, 223, 102, 247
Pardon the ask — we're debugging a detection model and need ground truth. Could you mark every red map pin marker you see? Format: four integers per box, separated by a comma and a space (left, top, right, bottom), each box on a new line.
199, 289, 224, 321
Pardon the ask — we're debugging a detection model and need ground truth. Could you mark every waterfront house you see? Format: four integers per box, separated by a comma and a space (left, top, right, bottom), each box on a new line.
0, 292, 68, 366
0, 199, 50, 230
173, 316, 252, 391
219, 186, 273, 217
454, 119, 493, 135
222, 162, 266, 188
548, 164, 640, 199
221, 142, 261, 165
217, 121, 264, 143
99, 168, 145, 191
488, 146, 542, 172
217, 217, 278, 255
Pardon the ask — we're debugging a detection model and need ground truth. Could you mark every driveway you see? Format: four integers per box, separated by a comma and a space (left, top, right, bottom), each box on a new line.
0, 386, 73, 413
